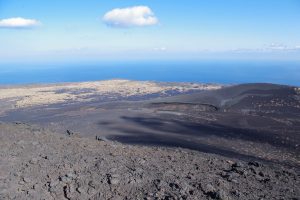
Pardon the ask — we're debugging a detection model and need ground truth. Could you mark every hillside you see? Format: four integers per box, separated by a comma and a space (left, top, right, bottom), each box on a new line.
0, 123, 299, 199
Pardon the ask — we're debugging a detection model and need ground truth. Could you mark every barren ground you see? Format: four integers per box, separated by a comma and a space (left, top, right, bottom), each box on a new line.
0, 80, 299, 199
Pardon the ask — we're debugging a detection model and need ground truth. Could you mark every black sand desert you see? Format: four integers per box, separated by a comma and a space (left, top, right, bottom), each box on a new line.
0, 80, 299, 199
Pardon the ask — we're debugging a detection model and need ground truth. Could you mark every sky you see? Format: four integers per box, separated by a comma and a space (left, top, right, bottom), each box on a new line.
0, 0, 300, 63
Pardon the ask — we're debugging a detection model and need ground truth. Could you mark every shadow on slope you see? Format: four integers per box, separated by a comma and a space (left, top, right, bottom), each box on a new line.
107, 115, 299, 166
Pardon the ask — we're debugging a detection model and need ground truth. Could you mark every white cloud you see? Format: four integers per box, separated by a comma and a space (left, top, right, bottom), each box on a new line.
0, 17, 40, 28
154, 47, 167, 51
103, 6, 158, 28
229, 44, 300, 53
265, 43, 300, 51
267, 43, 289, 50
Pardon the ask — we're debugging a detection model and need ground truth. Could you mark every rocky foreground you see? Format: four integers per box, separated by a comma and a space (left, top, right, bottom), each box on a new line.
0, 122, 299, 200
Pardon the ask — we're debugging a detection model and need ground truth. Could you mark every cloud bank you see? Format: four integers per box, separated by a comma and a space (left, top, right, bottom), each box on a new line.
103, 6, 158, 28
0, 17, 40, 28
266, 43, 300, 51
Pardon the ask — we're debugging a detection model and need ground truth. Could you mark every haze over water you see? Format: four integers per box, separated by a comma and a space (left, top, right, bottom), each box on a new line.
0, 60, 299, 86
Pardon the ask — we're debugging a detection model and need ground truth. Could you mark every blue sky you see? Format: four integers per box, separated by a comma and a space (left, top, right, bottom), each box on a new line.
0, 0, 300, 63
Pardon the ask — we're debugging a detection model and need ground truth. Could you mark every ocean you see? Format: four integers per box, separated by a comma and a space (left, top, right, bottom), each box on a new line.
0, 60, 299, 86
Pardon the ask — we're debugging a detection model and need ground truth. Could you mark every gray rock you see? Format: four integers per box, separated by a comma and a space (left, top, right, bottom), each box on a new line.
29, 158, 38, 164
217, 189, 230, 200
0, 123, 299, 200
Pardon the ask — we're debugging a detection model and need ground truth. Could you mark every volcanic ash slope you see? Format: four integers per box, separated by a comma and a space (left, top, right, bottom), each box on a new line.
0, 123, 299, 200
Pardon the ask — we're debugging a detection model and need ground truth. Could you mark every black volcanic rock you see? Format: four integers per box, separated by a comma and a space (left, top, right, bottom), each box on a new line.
0, 123, 299, 200
0, 82, 299, 199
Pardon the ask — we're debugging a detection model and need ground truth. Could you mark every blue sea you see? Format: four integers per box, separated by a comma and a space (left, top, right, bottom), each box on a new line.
0, 60, 299, 86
